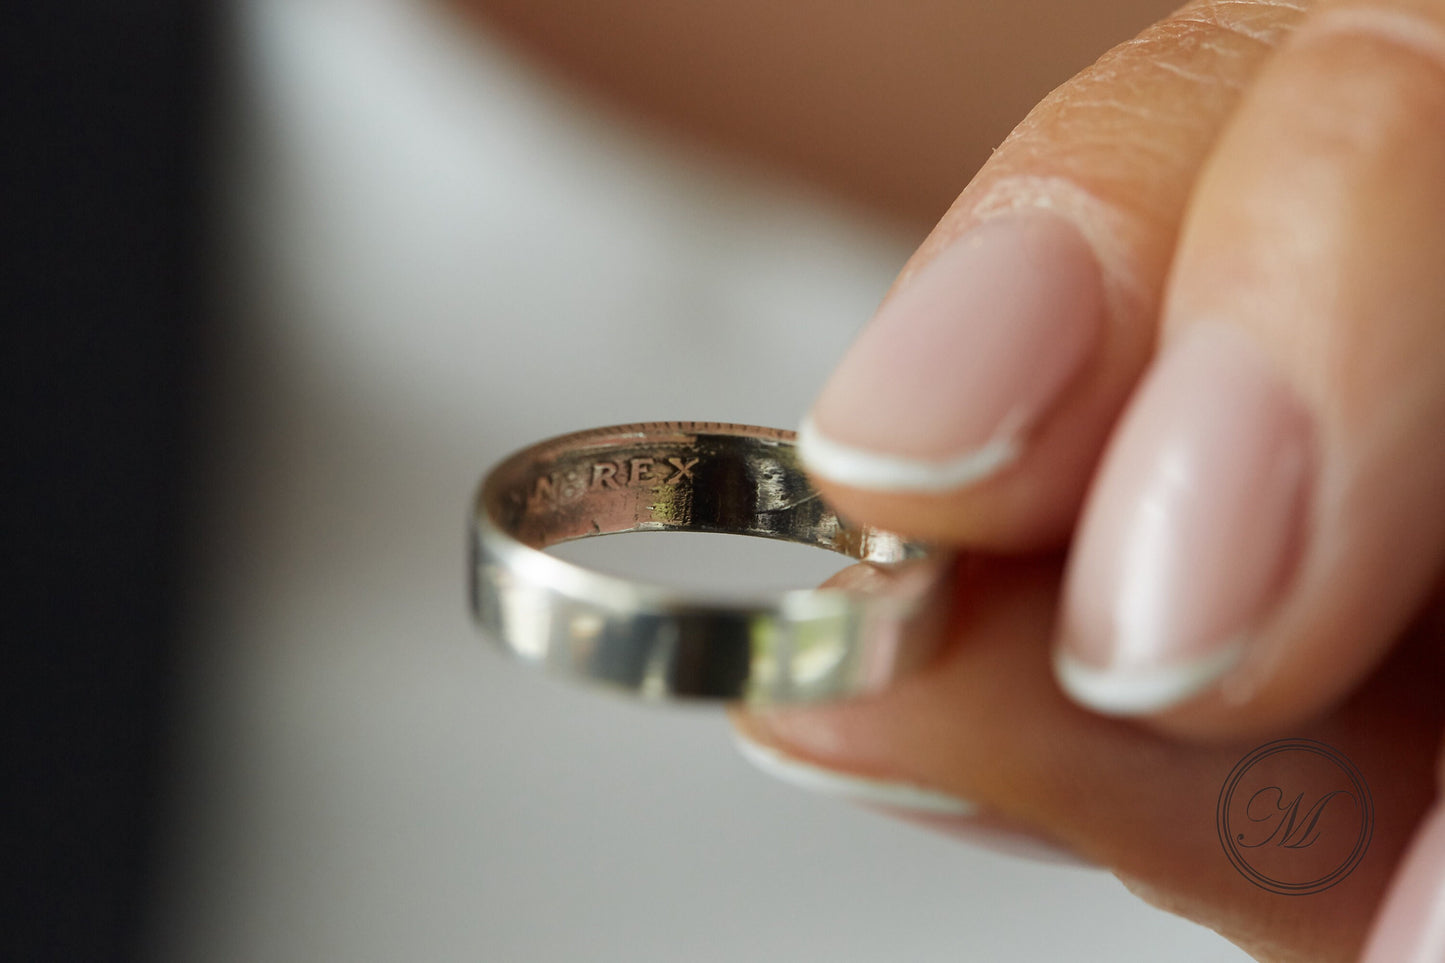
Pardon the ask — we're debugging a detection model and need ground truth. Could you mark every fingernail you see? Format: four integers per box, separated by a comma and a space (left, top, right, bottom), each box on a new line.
799, 213, 1104, 492
1360, 803, 1445, 963
734, 732, 1088, 866
1057, 324, 1313, 716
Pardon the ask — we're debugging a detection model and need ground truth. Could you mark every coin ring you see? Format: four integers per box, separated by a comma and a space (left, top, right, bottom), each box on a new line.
470, 421, 953, 703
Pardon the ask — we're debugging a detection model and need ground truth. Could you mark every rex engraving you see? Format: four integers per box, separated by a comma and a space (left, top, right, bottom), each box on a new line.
526, 454, 703, 511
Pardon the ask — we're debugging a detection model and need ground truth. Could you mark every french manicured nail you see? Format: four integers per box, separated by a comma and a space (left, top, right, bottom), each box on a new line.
1360, 803, 1445, 963
798, 213, 1104, 492
734, 732, 1087, 865
1057, 324, 1313, 716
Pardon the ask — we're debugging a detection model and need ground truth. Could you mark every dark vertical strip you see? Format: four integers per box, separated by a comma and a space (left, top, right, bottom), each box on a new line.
3, 3, 212, 960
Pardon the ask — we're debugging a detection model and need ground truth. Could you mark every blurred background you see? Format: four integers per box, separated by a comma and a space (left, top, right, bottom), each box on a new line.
146, 1, 1252, 959
10, 0, 1254, 959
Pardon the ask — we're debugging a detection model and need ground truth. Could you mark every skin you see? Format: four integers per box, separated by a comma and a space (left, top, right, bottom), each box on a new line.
454, 1, 1445, 958
742, 559, 1445, 961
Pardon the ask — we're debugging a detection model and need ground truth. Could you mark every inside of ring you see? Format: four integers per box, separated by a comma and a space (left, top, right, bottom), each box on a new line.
483, 428, 924, 565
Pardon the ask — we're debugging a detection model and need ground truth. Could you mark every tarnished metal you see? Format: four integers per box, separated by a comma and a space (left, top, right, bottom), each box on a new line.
471, 422, 953, 703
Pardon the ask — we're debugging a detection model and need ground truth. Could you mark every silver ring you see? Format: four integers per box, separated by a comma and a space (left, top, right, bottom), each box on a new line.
470, 422, 953, 703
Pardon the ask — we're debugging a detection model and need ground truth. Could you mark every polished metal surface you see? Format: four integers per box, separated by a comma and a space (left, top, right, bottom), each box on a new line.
470, 422, 953, 703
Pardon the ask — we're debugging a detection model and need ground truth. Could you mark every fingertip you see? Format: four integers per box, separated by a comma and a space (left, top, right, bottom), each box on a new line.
796, 211, 1105, 546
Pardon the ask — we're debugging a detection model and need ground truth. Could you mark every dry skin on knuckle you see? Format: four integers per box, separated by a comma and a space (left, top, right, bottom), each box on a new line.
951, 0, 1305, 240
1014, 2, 1300, 156
1167, 0, 1312, 48
908, 0, 1307, 315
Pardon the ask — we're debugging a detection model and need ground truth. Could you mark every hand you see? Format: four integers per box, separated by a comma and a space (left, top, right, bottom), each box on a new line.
736, 2, 1445, 960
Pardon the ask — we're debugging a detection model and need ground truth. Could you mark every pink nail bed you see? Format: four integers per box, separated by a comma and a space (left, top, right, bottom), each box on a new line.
1057, 323, 1314, 716
801, 212, 1103, 492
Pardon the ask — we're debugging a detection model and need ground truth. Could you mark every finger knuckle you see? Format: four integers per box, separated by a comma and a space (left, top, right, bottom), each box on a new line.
1113, 0, 1305, 80
1141, 0, 1302, 59
1003, 1, 1306, 215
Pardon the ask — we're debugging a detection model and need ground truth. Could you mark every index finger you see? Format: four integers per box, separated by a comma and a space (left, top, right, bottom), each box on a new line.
797, 0, 1304, 549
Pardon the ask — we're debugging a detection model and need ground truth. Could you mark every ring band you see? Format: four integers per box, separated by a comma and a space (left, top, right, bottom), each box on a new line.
470, 422, 953, 703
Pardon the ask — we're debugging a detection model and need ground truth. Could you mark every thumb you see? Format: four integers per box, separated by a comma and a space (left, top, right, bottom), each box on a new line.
734, 559, 1444, 962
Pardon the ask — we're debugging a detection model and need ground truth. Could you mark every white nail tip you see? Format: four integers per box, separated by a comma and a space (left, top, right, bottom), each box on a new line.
733, 732, 976, 816
1053, 643, 1244, 716
796, 413, 1020, 493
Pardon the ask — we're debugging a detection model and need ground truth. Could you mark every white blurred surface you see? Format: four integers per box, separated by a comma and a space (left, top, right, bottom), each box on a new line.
157, 1, 1252, 960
